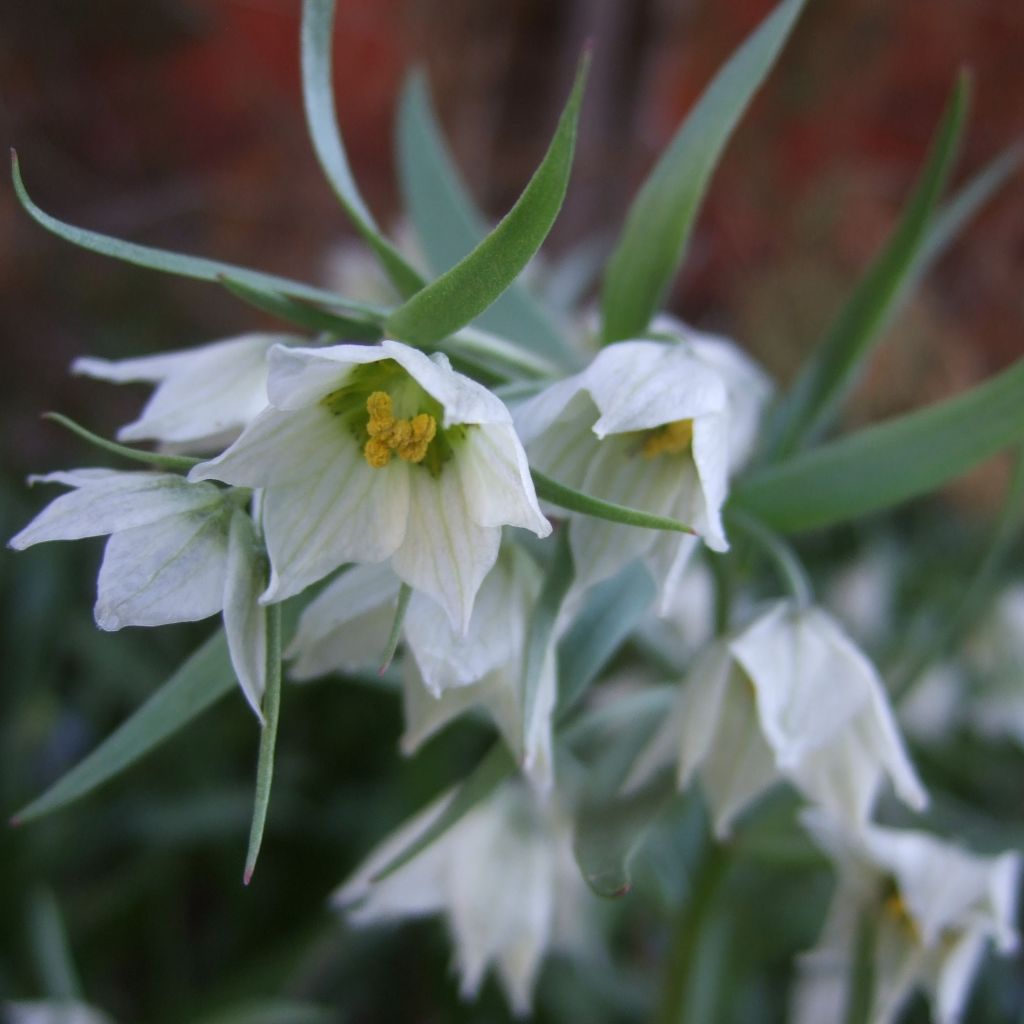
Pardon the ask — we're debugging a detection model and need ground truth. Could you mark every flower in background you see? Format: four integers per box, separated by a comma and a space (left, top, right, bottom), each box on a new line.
8, 470, 267, 719
515, 317, 771, 610
792, 810, 1020, 1024
190, 340, 550, 630
287, 545, 557, 789
627, 600, 926, 835
335, 781, 596, 1016
74, 333, 301, 453
4, 1001, 115, 1024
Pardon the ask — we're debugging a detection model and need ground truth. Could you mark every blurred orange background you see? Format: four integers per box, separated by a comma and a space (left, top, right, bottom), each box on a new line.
3, 0, 1022, 497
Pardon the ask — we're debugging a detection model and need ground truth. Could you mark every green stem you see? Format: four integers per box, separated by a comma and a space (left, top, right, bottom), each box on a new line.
843, 908, 877, 1024
44, 413, 200, 472
243, 601, 282, 885
727, 508, 812, 608
656, 842, 730, 1024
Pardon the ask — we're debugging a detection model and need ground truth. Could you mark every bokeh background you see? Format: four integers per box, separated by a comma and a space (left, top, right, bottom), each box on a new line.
2, 1, 1022, 1021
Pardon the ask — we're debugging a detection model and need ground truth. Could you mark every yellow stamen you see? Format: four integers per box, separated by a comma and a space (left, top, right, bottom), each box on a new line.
396, 413, 437, 464
883, 892, 918, 938
641, 418, 694, 459
362, 392, 438, 468
363, 437, 393, 468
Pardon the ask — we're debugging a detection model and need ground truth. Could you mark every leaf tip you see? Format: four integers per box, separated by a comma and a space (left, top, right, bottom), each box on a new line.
243, 865, 254, 886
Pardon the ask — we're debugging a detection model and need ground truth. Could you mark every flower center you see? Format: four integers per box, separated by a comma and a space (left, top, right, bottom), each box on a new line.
640, 418, 694, 459
881, 887, 919, 939
363, 391, 437, 468
320, 360, 463, 476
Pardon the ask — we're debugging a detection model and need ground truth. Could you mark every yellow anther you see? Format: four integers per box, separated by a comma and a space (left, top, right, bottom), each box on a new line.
642, 418, 694, 459
364, 437, 393, 468
366, 391, 395, 436
362, 391, 438, 468
395, 413, 437, 464
883, 892, 918, 938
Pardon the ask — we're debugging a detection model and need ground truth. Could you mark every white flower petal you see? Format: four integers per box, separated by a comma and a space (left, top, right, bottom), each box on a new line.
405, 547, 537, 694
513, 372, 588, 445
391, 466, 500, 634
261, 447, 409, 603
383, 340, 511, 426
933, 930, 987, 1024
690, 410, 730, 551
456, 424, 551, 536
264, 343, 390, 410
10, 471, 222, 548
94, 506, 230, 629
76, 333, 294, 446
223, 509, 267, 720
570, 436, 683, 590
286, 563, 401, 680
584, 341, 727, 437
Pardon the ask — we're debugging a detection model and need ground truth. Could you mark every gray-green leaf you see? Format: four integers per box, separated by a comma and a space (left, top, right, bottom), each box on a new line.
599, 0, 807, 344
301, 0, 424, 298
385, 53, 590, 345
732, 357, 1024, 533
12, 630, 235, 824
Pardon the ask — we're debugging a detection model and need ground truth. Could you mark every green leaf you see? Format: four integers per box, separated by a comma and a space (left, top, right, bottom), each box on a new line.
301, 0, 424, 298
244, 602, 282, 885
219, 276, 383, 340
370, 743, 515, 882
12, 630, 235, 824
193, 1002, 332, 1024
379, 582, 411, 673
599, 0, 807, 344
769, 74, 970, 456
396, 71, 571, 360
574, 770, 677, 898
731, 357, 1024, 533
43, 413, 200, 473
11, 151, 386, 319
532, 469, 697, 536
557, 561, 655, 718
385, 53, 590, 345
520, 532, 574, 752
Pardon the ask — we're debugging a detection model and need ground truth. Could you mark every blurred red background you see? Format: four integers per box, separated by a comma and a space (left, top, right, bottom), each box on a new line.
2, 0, 1022, 502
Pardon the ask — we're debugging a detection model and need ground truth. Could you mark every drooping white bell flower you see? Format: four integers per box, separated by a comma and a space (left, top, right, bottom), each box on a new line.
334, 781, 596, 1016
189, 340, 551, 632
8, 469, 268, 719
515, 317, 771, 610
792, 810, 1021, 1024
627, 601, 926, 835
73, 333, 301, 453
287, 545, 557, 789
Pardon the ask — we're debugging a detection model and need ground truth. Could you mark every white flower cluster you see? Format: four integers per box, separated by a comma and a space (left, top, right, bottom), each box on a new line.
10, 304, 1019, 1019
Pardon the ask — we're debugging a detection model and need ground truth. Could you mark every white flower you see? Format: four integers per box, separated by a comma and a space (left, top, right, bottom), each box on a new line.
189, 340, 551, 631
628, 601, 926, 835
73, 333, 300, 452
515, 318, 771, 610
8, 469, 268, 719
792, 810, 1021, 1024
287, 545, 557, 789
334, 781, 596, 1016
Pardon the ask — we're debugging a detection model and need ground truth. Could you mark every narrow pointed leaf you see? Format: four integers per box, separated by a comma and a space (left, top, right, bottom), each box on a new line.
520, 531, 573, 752
385, 53, 590, 345
11, 152, 386, 318
219, 276, 383, 340
301, 0, 424, 298
557, 560, 655, 717
13, 631, 234, 824
370, 743, 514, 882
397, 71, 571, 360
770, 74, 970, 456
379, 582, 411, 673
532, 469, 697, 535
600, 0, 807, 344
243, 603, 282, 885
732, 358, 1024, 533
43, 413, 200, 472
